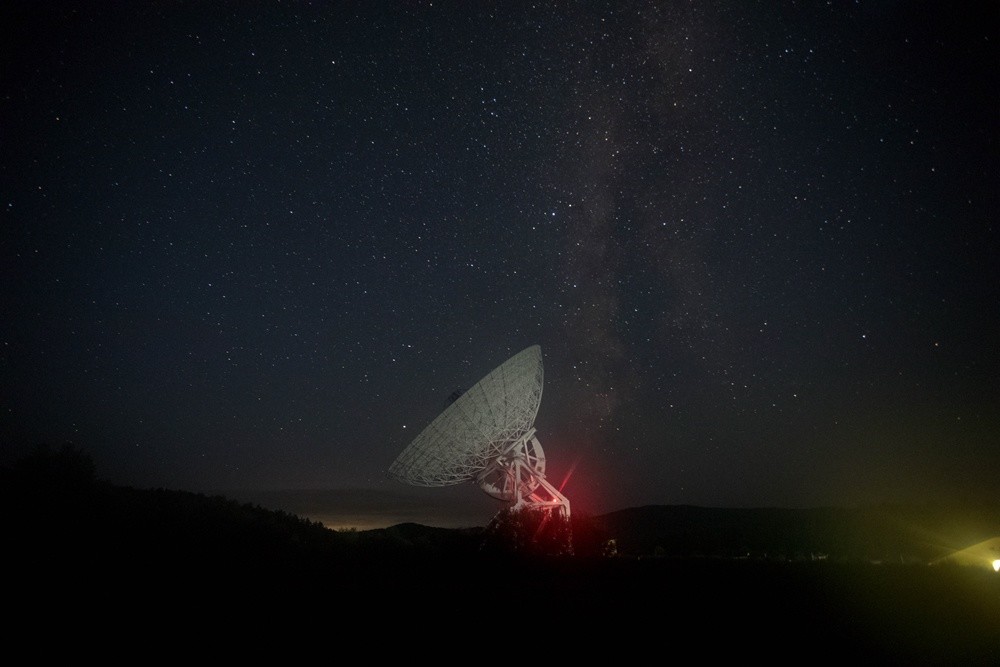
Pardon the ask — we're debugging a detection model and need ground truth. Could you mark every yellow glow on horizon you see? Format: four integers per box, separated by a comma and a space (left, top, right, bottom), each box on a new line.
992, 559, 999, 572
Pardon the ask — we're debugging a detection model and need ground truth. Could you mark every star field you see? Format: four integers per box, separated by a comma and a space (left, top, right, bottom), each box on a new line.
2, 2, 996, 520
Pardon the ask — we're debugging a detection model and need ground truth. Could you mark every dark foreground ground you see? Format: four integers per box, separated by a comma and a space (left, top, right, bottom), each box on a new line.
12, 546, 997, 664
4, 447, 997, 663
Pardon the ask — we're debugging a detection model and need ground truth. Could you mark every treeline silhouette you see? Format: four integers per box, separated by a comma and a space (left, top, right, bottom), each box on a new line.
1, 445, 576, 599
4, 444, 350, 596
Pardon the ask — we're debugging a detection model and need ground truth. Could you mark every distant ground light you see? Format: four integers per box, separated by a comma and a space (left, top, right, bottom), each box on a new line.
931, 537, 1000, 572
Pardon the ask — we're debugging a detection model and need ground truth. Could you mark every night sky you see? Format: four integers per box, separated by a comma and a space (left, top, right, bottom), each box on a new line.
3, 2, 997, 525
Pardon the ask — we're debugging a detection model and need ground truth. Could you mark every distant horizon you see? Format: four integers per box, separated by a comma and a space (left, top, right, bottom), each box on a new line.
206, 485, 996, 532
216, 486, 503, 531
4, 442, 992, 531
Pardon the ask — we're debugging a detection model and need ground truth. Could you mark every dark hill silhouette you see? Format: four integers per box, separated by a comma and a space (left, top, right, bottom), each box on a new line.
3, 444, 998, 663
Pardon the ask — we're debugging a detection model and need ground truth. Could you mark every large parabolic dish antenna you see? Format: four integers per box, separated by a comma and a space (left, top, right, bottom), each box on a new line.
389, 345, 570, 518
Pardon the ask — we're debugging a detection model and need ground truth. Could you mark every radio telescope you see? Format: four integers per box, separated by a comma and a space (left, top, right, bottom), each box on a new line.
388, 345, 570, 520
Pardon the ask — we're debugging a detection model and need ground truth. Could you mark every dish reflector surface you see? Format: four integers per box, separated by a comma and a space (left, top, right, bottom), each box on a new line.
388, 345, 543, 487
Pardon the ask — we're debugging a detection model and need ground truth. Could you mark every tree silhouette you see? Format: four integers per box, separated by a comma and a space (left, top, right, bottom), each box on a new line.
3, 442, 96, 491
480, 507, 573, 557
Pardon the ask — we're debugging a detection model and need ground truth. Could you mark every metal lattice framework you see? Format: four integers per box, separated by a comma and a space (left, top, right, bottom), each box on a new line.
388, 345, 569, 517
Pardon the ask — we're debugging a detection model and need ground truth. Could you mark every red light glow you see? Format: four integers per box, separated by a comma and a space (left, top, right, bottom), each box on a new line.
558, 457, 580, 493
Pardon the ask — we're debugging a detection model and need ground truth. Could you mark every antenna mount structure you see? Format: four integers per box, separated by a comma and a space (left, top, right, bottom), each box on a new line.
388, 345, 570, 522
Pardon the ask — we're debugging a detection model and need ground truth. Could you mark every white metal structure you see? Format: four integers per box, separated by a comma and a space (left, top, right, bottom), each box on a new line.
389, 345, 570, 518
